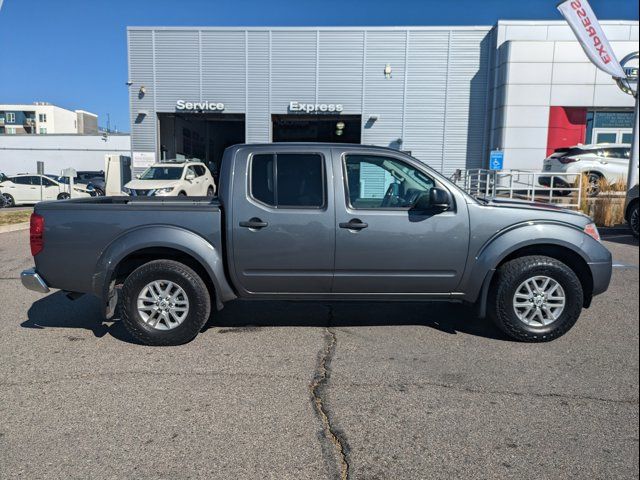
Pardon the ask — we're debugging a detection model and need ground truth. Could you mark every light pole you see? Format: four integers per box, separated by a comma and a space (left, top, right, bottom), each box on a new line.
627, 90, 639, 190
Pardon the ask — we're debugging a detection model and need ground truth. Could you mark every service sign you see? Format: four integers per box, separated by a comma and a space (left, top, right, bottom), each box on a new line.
176, 100, 225, 111
289, 101, 344, 113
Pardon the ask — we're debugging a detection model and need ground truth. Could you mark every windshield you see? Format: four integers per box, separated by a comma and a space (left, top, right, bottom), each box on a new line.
140, 166, 183, 180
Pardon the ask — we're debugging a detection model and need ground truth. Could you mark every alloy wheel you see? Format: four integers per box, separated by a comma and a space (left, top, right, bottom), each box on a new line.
137, 280, 190, 330
513, 275, 566, 327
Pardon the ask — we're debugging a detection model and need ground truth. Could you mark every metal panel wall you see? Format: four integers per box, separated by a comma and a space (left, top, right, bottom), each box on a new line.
128, 27, 493, 172
442, 30, 492, 173
403, 30, 450, 170
317, 30, 365, 113
127, 29, 156, 153
246, 31, 270, 142
270, 31, 317, 114
154, 30, 200, 112
361, 31, 407, 150
201, 31, 247, 112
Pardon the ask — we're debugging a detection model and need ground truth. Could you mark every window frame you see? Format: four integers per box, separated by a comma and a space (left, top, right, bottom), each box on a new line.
38, 113, 47, 123
248, 151, 327, 210
6, 112, 16, 123
340, 151, 453, 213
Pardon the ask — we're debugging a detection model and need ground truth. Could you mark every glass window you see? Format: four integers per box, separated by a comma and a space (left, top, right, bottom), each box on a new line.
595, 132, 617, 144
39, 127, 47, 134
38, 113, 47, 122
193, 165, 207, 177
344, 154, 435, 209
250, 153, 324, 208
621, 133, 632, 145
39, 177, 56, 187
6, 113, 16, 123
12, 176, 34, 185
140, 166, 183, 180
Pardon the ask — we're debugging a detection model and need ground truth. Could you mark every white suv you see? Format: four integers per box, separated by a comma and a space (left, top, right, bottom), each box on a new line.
0, 173, 95, 207
123, 161, 216, 197
541, 143, 632, 197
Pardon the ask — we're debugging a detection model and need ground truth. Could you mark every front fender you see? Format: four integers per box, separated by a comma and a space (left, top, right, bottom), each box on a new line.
93, 225, 236, 309
461, 221, 610, 304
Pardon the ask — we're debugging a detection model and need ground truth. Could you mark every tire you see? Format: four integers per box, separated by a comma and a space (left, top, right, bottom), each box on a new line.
586, 172, 602, 197
93, 187, 105, 196
57, 192, 71, 200
488, 255, 583, 342
1, 193, 14, 208
206, 186, 215, 197
121, 260, 212, 346
629, 202, 639, 238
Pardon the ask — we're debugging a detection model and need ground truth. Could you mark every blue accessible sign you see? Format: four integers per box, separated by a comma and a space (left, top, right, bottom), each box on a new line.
489, 150, 504, 171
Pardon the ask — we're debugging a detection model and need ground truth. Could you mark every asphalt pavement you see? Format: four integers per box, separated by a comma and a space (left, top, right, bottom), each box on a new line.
0, 230, 638, 479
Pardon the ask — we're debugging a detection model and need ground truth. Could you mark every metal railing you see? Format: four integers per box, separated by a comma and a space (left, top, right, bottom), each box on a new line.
455, 169, 583, 209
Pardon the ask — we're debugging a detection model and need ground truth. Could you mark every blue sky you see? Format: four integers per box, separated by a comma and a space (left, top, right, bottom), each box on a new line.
0, 0, 637, 133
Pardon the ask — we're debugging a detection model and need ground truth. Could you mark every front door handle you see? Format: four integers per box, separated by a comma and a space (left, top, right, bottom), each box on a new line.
239, 217, 268, 229
339, 219, 368, 230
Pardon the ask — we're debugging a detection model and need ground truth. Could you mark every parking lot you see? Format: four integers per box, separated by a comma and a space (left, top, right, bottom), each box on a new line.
0, 229, 638, 479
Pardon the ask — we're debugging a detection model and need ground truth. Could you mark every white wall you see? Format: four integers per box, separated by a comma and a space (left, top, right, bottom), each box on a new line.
490, 21, 638, 171
0, 134, 131, 175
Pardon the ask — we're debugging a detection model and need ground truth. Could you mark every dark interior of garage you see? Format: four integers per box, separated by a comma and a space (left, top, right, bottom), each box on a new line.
272, 115, 361, 143
158, 113, 245, 176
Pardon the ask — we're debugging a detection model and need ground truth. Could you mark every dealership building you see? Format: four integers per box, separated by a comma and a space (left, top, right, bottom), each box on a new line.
127, 20, 638, 175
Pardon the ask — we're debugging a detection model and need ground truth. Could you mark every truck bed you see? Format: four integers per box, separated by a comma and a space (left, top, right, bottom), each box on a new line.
34, 197, 223, 295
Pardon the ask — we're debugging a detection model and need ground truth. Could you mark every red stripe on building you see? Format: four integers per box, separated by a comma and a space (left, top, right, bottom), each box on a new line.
546, 106, 588, 157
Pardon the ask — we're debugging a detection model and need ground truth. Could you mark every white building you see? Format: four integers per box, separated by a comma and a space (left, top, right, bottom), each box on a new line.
0, 133, 131, 175
0, 102, 98, 135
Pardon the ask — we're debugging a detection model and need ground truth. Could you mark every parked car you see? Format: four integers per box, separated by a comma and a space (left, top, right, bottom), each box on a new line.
22, 143, 612, 346
0, 173, 95, 207
540, 143, 632, 197
624, 184, 639, 238
76, 171, 106, 196
123, 161, 216, 197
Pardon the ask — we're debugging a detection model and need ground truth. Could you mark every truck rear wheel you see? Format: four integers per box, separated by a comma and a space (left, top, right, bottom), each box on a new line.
488, 255, 583, 342
121, 260, 211, 346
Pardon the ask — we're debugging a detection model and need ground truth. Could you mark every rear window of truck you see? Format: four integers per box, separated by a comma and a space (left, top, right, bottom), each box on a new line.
250, 153, 325, 208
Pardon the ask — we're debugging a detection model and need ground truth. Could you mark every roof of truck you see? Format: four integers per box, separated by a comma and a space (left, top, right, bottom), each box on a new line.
228, 142, 405, 152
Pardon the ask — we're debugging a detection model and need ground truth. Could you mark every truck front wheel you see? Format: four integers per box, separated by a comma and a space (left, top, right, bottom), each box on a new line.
488, 255, 583, 342
121, 260, 211, 346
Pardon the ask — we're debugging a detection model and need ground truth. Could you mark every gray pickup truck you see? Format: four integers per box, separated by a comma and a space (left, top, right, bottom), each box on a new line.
22, 143, 612, 345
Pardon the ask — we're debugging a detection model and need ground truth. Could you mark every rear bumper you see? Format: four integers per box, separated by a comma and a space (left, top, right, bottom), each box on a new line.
21, 268, 50, 294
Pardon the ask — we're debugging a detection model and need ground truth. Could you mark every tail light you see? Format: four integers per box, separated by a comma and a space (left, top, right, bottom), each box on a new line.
584, 223, 601, 242
558, 156, 579, 164
30, 213, 45, 256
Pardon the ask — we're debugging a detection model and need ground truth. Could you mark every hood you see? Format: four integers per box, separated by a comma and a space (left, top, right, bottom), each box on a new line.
481, 197, 591, 223
124, 179, 181, 190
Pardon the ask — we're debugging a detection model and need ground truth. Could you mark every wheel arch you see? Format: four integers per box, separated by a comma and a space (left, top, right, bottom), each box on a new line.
95, 226, 236, 311
467, 223, 606, 317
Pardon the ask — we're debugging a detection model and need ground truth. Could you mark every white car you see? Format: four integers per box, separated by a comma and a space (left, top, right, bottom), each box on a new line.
123, 161, 216, 197
0, 173, 95, 207
541, 143, 632, 197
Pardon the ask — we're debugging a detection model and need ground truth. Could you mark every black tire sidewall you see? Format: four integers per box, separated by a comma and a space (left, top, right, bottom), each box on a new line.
122, 260, 211, 346
2, 194, 14, 207
630, 204, 639, 238
492, 257, 583, 341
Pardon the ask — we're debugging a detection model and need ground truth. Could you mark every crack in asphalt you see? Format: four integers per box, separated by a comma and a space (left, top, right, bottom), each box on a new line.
310, 317, 350, 480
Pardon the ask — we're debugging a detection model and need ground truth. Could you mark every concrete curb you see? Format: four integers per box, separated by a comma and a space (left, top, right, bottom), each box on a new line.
0, 222, 30, 234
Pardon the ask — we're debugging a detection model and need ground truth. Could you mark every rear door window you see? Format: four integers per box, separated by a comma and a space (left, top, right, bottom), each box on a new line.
250, 153, 324, 208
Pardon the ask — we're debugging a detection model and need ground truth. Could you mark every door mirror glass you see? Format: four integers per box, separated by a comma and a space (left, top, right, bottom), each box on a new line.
185, 172, 196, 181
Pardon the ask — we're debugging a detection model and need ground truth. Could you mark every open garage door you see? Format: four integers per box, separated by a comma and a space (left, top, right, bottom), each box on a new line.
158, 113, 245, 177
272, 115, 361, 143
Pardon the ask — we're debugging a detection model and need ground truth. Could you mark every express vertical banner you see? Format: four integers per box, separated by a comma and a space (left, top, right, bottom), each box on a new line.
557, 0, 626, 78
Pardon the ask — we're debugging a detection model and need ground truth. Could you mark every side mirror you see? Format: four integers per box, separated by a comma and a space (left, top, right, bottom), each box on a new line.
412, 187, 451, 212
135, 174, 141, 179
185, 173, 196, 181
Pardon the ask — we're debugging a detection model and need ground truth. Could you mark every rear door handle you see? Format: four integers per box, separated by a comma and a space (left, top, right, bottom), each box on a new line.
239, 217, 268, 229
339, 219, 368, 230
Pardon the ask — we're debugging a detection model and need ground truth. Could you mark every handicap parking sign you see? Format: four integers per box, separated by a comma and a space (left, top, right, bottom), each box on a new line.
489, 150, 504, 171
